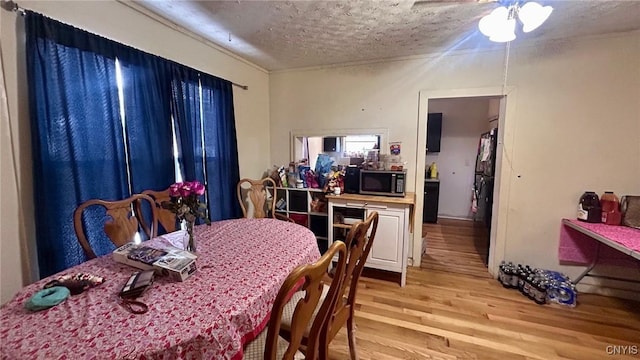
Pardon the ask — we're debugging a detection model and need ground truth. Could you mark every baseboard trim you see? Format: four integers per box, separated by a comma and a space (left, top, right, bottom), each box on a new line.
437, 215, 474, 221
578, 283, 640, 302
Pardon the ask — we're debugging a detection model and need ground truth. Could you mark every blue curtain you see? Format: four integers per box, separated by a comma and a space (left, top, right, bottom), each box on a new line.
170, 69, 241, 221
26, 12, 129, 277
170, 67, 205, 185
26, 12, 241, 276
200, 74, 242, 221
118, 52, 175, 194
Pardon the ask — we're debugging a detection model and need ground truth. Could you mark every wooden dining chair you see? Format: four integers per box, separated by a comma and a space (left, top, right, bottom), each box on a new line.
141, 188, 177, 234
279, 211, 379, 360
243, 240, 348, 360
73, 193, 158, 259
237, 177, 294, 223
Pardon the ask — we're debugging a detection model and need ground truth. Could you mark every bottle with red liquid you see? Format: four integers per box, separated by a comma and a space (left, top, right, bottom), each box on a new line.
601, 191, 621, 225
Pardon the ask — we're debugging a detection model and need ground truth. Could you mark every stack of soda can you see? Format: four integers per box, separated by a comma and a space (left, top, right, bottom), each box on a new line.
498, 262, 577, 307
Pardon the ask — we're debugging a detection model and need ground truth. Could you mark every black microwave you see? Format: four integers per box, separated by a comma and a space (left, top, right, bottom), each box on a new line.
359, 170, 406, 197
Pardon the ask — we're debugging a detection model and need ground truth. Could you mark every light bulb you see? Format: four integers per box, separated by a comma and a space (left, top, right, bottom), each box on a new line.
479, 6, 509, 37
489, 18, 516, 43
519, 2, 553, 33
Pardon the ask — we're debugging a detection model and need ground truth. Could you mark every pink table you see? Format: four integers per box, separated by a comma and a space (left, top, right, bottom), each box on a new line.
559, 218, 640, 283
0, 218, 320, 359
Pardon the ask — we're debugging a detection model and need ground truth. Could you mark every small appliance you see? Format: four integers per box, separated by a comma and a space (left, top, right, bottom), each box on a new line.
359, 170, 406, 197
344, 166, 360, 194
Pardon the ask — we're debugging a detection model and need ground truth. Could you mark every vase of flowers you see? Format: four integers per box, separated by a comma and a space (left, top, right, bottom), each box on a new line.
162, 180, 210, 252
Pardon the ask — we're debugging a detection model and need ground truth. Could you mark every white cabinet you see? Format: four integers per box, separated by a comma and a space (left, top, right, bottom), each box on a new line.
328, 195, 411, 286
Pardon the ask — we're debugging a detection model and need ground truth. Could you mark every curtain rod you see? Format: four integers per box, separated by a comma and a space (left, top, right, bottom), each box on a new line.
1, 0, 25, 15
1, 0, 249, 91
232, 83, 248, 90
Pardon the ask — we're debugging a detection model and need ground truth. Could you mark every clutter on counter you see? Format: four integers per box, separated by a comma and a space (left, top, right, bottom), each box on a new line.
577, 190, 639, 228
271, 156, 344, 194
271, 149, 408, 195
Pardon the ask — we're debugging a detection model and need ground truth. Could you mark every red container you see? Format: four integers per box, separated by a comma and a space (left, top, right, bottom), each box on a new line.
289, 213, 308, 227
601, 191, 621, 225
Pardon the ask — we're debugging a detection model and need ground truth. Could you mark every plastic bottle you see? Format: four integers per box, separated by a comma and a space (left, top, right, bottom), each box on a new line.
287, 173, 297, 188
600, 191, 621, 225
430, 162, 438, 179
578, 191, 601, 223
498, 261, 511, 288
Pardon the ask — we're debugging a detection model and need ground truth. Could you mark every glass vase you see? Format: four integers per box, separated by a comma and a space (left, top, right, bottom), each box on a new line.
185, 220, 196, 253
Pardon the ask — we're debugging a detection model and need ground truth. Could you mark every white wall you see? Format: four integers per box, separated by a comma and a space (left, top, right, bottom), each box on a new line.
425, 98, 491, 220
0, 0, 270, 303
270, 32, 640, 298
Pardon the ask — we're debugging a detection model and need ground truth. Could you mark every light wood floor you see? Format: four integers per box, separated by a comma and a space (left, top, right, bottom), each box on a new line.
421, 218, 490, 279
326, 218, 640, 360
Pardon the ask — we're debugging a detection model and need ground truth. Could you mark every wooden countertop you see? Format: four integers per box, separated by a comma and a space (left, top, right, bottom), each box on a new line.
327, 192, 416, 234
326, 192, 415, 205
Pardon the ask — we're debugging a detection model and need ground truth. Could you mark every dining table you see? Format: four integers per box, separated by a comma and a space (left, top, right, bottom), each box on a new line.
0, 218, 321, 360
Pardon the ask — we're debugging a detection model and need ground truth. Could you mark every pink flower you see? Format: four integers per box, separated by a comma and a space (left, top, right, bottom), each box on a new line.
179, 182, 193, 197
191, 181, 205, 195
163, 180, 210, 225
169, 182, 183, 197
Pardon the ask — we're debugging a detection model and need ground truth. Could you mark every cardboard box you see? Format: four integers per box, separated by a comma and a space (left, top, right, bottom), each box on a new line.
113, 242, 197, 282
113, 242, 155, 271
153, 254, 198, 282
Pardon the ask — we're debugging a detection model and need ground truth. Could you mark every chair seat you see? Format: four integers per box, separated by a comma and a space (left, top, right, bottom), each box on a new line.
243, 331, 305, 359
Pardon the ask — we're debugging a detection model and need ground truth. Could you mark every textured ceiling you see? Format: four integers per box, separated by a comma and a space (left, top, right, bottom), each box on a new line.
136, 0, 640, 71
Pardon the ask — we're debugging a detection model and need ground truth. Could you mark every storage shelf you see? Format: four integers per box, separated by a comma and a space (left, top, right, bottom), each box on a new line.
285, 187, 324, 192
270, 186, 330, 253
309, 212, 328, 216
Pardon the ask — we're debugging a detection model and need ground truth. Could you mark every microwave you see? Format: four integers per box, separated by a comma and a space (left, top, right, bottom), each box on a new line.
359, 170, 406, 197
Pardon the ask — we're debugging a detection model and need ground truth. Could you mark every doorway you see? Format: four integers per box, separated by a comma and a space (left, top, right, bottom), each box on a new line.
421, 96, 500, 273
413, 86, 515, 277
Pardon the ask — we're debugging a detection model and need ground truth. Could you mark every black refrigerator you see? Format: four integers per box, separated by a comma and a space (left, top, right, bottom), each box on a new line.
473, 128, 498, 265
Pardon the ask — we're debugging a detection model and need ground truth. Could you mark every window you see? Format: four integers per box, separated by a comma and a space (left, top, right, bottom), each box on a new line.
344, 135, 380, 156
292, 131, 386, 170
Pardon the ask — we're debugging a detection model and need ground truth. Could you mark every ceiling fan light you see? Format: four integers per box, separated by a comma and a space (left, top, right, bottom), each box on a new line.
489, 18, 516, 43
478, 15, 495, 37
489, 6, 510, 20
519, 2, 553, 33
478, 6, 509, 37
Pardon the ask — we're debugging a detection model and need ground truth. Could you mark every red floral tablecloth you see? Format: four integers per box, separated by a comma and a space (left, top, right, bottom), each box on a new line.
0, 218, 320, 359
